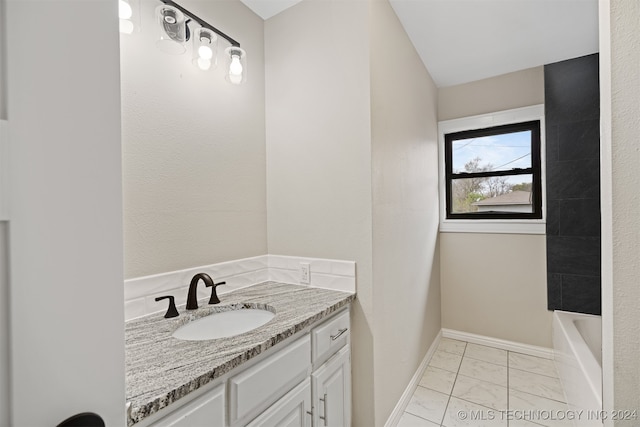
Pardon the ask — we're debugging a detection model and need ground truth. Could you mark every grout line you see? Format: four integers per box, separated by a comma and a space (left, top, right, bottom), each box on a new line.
462, 354, 508, 367
510, 387, 568, 405
439, 341, 467, 426
508, 364, 560, 379
400, 407, 436, 425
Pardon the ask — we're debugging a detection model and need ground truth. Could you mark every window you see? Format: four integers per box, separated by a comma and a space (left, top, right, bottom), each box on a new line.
438, 105, 546, 234
445, 121, 542, 219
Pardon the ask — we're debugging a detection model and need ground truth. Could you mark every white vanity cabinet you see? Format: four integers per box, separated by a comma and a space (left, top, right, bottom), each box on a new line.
150, 383, 225, 427
310, 310, 351, 427
145, 307, 350, 427
229, 335, 311, 426
246, 378, 312, 427
311, 347, 350, 427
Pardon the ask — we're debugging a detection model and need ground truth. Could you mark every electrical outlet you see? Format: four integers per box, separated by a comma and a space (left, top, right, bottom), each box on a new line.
300, 263, 310, 284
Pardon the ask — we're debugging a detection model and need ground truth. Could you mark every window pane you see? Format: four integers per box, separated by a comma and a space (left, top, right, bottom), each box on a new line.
450, 174, 534, 214
451, 131, 532, 174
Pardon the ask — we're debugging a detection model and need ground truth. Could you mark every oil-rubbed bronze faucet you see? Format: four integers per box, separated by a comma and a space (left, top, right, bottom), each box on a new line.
186, 273, 226, 310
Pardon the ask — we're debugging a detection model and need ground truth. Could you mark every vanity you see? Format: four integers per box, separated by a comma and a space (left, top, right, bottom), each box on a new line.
125, 281, 355, 426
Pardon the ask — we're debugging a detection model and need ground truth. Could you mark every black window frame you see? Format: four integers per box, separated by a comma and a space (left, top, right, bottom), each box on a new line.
444, 120, 543, 220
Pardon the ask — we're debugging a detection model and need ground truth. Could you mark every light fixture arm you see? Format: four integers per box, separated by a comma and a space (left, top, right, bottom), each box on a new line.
159, 0, 241, 47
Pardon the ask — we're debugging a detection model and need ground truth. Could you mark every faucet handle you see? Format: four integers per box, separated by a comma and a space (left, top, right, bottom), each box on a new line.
205, 281, 226, 305
155, 295, 180, 318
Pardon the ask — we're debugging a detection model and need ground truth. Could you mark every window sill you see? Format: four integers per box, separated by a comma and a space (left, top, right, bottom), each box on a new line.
439, 220, 546, 235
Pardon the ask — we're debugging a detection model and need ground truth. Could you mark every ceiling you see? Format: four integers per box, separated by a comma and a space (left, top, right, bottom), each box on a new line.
240, 0, 599, 88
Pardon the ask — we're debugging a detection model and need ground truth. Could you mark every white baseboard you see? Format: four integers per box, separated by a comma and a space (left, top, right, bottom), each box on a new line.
441, 328, 554, 359
384, 330, 442, 427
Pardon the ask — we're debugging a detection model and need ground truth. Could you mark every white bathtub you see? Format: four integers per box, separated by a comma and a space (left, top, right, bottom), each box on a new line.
553, 310, 602, 425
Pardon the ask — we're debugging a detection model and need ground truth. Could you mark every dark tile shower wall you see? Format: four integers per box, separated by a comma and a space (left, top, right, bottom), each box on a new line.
545, 53, 601, 315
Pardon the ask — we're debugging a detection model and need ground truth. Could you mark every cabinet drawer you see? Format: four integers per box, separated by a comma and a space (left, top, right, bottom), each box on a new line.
149, 383, 225, 427
311, 309, 350, 367
229, 334, 311, 424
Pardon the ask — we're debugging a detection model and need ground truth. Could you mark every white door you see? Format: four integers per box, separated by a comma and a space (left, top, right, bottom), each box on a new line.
6, 1, 125, 425
311, 347, 351, 427
246, 378, 312, 427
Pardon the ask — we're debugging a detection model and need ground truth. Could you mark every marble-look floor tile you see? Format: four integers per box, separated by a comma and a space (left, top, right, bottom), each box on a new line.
458, 357, 507, 387
405, 386, 450, 425
509, 353, 558, 378
465, 343, 508, 366
438, 338, 467, 355
442, 396, 507, 427
429, 350, 463, 373
509, 368, 566, 402
509, 390, 572, 427
420, 365, 457, 395
397, 412, 440, 427
451, 374, 508, 411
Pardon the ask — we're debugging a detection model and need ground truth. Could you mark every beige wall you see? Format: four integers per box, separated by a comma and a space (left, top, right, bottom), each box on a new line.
438, 66, 544, 121
266, 0, 441, 424
264, 1, 374, 424
0, 1, 7, 423
599, 0, 640, 422
370, 0, 441, 423
0, 0, 5, 119
441, 233, 551, 346
438, 67, 553, 347
0, 223, 7, 424
121, 0, 267, 279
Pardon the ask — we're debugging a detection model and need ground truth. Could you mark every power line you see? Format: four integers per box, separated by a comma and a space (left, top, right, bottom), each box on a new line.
453, 138, 477, 151
490, 153, 531, 171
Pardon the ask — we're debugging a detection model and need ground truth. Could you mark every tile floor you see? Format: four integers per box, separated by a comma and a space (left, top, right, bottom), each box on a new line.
397, 338, 571, 427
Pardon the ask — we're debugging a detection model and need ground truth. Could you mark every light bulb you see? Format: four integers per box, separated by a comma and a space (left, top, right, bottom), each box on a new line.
229, 55, 243, 76
198, 45, 213, 60
224, 47, 246, 84
120, 19, 134, 34
197, 58, 212, 71
119, 0, 133, 19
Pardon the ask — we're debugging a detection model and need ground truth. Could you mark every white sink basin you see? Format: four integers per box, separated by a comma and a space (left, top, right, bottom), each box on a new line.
172, 307, 275, 341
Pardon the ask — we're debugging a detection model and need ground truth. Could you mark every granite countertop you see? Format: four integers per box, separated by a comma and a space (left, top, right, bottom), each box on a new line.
125, 281, 355, 426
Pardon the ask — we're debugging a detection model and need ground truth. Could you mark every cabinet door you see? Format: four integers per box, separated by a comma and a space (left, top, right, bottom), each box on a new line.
246, 378, 312, 427
229, 334, 311, 425
151, 383, 225, 427
311, 346, 351, 427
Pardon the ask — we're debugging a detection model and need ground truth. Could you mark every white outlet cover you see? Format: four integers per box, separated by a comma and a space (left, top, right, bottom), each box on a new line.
300, 263, 310, 284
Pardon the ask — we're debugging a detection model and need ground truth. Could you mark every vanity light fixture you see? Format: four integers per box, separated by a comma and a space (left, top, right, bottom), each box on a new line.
155, 0, 246, 83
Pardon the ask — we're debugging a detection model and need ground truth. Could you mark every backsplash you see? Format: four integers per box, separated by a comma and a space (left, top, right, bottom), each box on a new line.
124, 255, 356, 320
